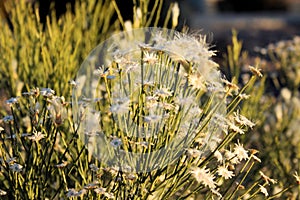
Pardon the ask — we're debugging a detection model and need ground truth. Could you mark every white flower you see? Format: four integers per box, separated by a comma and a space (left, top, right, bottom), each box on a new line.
6, 97, 19, 105
40, 88, 55, 97
190, 166, 216, 189
234, 112, 255, 128
227, 120, 245, 134
154, 88, 173, 98
110, 138, 122, 148
0, 189, 7, 196
249, 65, 263, 77
259, 184, 268, 197
2, 115, 13, 123
9, 163, 23, 173
214, 150, 223, 163
55, 161, 68, 168
259, 171, 277, 184
293, 171, 300, 185
27, 131, 45, 142
188, 72, 207, 91
84, 182, 99, 190
94, 187, 106, 194
224, 150, 239, 165
143, 51, 158, 64
110, 100, 130, 114
233, 142, 249, 161
217, 165, 235, 180
89, 164, 100, 172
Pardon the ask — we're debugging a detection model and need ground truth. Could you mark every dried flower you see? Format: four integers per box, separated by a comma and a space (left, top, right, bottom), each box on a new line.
249, 65, 263, 77
259, 171, 277, 184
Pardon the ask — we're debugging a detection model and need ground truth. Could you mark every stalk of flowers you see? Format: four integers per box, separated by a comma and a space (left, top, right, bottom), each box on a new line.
0, 86, 90, 199
66, 28, 281, 199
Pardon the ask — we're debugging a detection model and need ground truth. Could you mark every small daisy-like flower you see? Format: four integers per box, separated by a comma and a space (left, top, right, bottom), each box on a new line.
259, 171, 277, 184
234, 112, 255, 129
259, 184, 268, 197
224, 150, 239, 165
27, 131, 45, 142
68, 80, 78, 88
187, 148, 201, 158
110, 138, 122, 148
238, 93, 250, 99
227, 120, 245, 134
66, 188, 86, 197
154, 88, 173, 98
56, 160, 68, 168
9, 163, 23, 173
190, 166, 216, 189
188, 72, 207, 91
6, 97, 19, 106
293, 171, 300, 185
89, 164, 100, 172
217, 165, 235, 180
233, 141, 248, 161
143, 51, 158, 64
214, 150, 223, 163
40, 88, 55, 98
66, 188, 77, 197
2, 115, 14, 123
94, 187, 106, 194
221, 78, 239, 93
0, 189, 7, 196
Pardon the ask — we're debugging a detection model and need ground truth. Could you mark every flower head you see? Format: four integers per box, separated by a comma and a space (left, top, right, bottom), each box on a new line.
190, 166, 216, 189
9, 163, 23, 173
233, 141, 248, 161
217, 165, 235, 180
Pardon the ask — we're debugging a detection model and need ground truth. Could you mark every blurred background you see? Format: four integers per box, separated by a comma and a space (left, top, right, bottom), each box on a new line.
180, 0, 300, 57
